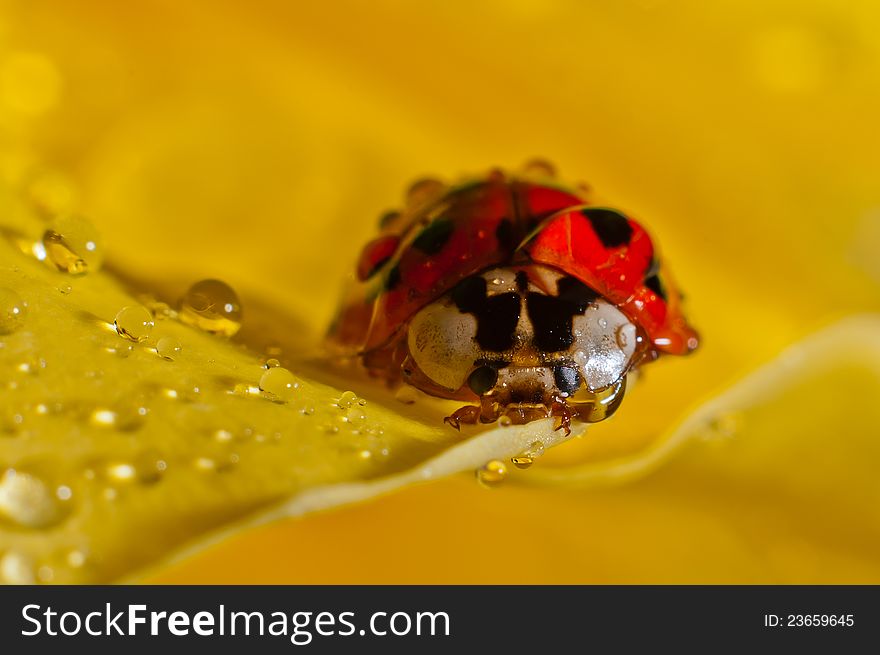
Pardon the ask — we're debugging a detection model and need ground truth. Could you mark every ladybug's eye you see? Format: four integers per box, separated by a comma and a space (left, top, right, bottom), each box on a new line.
467, 365, 498, 395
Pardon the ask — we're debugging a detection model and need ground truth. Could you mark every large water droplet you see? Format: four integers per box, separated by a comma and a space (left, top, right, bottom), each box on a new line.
41, 214, 103, 274
114, 305, 154, 342
0, 288, 26, 334
259, 367, 299, 403
179, 279, 242, 337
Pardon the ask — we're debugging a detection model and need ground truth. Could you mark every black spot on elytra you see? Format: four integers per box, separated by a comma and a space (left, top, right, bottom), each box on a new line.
452, 276, 521, 351
581, 208, 633, 248
412, 218, 454, 255
467, 365, 499, 395
495, 218, 517, 251
554, 366, 581, 396
527, 277, 597, 352
644, 273, 667, 301
384, 263, 401, 290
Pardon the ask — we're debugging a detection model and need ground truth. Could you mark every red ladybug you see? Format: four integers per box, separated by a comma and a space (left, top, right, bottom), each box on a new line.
328, 164, 698, 433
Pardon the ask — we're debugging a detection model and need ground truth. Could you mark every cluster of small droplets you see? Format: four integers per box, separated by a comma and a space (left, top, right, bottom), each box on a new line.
178, 279, 242, 337
335, 391, 366, 410
39, 215, 103, 274
476, 460, 508, 488
0, 288, 27, 334
114, 305, 154, 342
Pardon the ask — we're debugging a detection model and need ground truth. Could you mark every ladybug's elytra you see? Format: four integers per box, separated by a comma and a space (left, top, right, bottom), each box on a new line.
328, 163, 699, 434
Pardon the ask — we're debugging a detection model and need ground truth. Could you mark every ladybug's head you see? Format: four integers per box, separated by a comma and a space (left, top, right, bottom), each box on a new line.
403, 266, 644, 418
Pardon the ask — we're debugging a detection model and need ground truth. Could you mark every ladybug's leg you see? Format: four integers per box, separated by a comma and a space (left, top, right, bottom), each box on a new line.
550, 396, 573, 436
444, 405, 481, 431
479, 394, 501, 424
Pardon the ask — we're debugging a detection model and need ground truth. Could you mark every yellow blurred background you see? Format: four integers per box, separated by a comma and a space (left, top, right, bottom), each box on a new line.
2, 0, 879, 582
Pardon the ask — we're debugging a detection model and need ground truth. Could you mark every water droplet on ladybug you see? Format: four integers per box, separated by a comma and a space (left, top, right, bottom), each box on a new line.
476, 460, 508, 488
0, 288, 26, 334
114, 305, 154, 342
179, 279, 242, 337
521, 158, 557, 178
41, 214, 103, 274
405, 178, 445, 207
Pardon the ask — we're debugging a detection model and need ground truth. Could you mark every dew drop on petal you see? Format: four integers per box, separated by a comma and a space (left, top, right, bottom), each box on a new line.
114, 305, 154, 342
259, 367, 299, 403
41, 214, 103, 274
0, 288, 26, 334
344, 405, 367, 428
476, 460, 508, 488
179, 279, 242, 337
156, 336, 182, 360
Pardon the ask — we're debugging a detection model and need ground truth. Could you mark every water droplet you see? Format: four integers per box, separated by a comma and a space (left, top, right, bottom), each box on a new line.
615, 323, 636, 350
259, 367, 299, 403
57, 284, 72, 295
156, 336, 182, 360
511, 440, 545, 469
0, 288, 26, 335
106, 463, 136, 482
114, 305, 154, 342
0, 550, 35, 584
213, 428, 234, 443
406, 178, 445, 207
66, 549, 86, 568
476, 460, 508, 488
41, 214, 103, 274
299, 405, 315, 416
521, 158, 557, 178
262, 357, 280, 369
179, 279, 242, 337
55, 485, 72, 501
597, 317, 608, 329
0, 468, 62, 528
498, 415, 513, 427
89, 399, 148, 431
344, 405, 367, 428
336, 390, 364, 409
394, 386, 418, 405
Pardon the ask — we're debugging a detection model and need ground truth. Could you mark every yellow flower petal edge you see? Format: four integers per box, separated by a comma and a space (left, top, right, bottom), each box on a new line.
517, 314, 880, 488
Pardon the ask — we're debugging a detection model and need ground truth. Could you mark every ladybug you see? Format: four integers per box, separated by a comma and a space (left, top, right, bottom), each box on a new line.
328, 163, 699, 434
